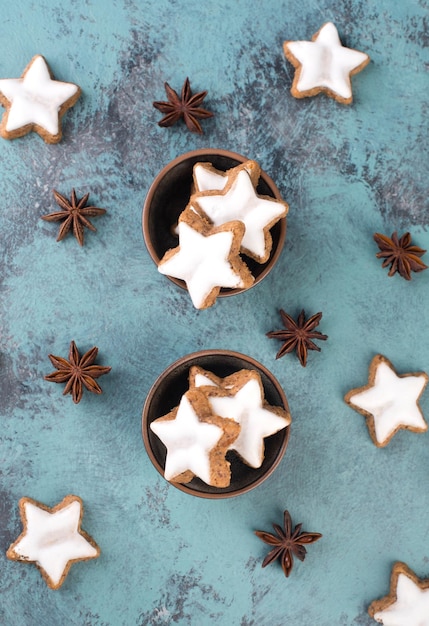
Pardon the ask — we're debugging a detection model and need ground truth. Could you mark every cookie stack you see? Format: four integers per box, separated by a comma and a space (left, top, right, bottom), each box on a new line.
157, 160, 288, 309
150, 366, 291, 487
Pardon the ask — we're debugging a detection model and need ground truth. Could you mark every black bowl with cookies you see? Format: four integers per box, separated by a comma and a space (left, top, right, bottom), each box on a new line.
142, 149, 288, 309
142, 350, 291, 499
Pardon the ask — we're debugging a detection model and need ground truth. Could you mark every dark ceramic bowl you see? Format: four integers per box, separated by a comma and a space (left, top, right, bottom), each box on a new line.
142, 350, 291, 499
142, 149, 287, 296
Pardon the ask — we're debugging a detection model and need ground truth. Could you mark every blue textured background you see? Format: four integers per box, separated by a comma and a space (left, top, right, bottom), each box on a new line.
0, 0, 428, 624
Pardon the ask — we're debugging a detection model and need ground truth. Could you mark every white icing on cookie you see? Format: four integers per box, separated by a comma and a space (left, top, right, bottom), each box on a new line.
150, 392, 223, 484
284, 22, 369, 102
7, 496, 99, 589
346, 356, 428, 446
373, 571, 429, 625
158, 210, 252, 309
195, 372, 218, 387
193, 160, 260, 193
0, 55, 80, 139
206, 374, 290, 468
192, 169, 287, 262
193, 164, 228, 192
189, 366, 240, 391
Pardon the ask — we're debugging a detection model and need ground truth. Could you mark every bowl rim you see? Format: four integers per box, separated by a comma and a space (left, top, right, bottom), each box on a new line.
142, 148, 287, 297
142, 349, 291, 499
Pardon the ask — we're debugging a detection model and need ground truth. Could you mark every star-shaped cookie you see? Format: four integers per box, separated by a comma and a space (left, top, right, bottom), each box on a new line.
7, 495, 100, 589
158, 207, 254, 309
203, 370, 291, 468
189, 365, 223, 389
193, 160, 261, 193
192, 168, 288, 263
188, 365, 242, 391
150, 389, 240, 487
283, 22, 369, 104
368, 562, 429, 625
0, 55, 81, 143
344, 354, 428, 447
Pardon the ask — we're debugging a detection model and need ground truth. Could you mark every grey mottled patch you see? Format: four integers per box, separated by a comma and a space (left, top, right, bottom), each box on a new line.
136, 569, 226, 625
239, 557, 272, 626
0, 487, 29, 597
138, 483, 176, 529
339, 610, 374, 625
0, 351, 25, 412
0, 488, 18, 552
77, 610, 111, 626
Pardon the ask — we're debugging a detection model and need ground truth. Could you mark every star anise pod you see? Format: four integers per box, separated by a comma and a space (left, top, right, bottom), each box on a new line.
255, 510, 322, 578
266, 309, 328, 367
45, 340, 111, 404
373, 231, 427, 280
153, 77, 213, 134
41, 189, 106, 246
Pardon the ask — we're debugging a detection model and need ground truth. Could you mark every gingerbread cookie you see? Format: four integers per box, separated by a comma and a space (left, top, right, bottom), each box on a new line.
193, 160, 261, 193
283, 22, 369, 104
158, 207, 254, 309
150, 389, 240, 487
188, 365, 240, 390
7, 495, 100, 589
368, 562, 429, 624
201, 369, 291, 468
344, 354, 428, 447
171, 159, 261, 236
192, 166, 288, 263
189, 365, 224, 389
0, 55, 81, 143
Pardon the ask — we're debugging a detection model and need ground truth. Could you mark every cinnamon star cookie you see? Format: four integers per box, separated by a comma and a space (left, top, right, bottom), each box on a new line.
150, 389, 240, 487
368, 562, 429, 625
283, 22, 369, 104
7, 495, 100, 589
158, 207, 254, 309
0, 55, 81, 143
344, 354, 428, 447
192, 167, 288, 263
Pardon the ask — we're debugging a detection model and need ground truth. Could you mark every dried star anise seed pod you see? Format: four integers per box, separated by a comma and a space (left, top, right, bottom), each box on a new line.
45, 340, 111, 404
373, 231, 427, 280
266, 309, 328, 367
255, 510, 322, 578
153, 77, 213, 134
41, 189, 106, 246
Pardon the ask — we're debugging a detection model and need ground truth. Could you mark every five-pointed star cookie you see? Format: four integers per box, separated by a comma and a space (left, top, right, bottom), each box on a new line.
368, 562, 429, 625
344, 354, 428, 447
158, 207, 254, 309
188, 365, 241, 391
204, 370, 291, 468
189, 365, 223, 389
150, 389, 239, 486
283, 22, 370, 104
192, 168, 288, 263
193, 160, 261, 193
7, 495, 100, 589
0, 55, 81, 143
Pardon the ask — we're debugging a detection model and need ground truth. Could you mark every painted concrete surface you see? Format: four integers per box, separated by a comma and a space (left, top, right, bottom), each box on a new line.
0, 0, 428, 624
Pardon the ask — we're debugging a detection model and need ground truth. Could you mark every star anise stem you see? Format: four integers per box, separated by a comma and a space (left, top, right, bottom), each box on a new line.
153, 77, 213, 134
267, 309, 328, 366
373, 231, 427, 280
41, 189, 106, 246
255, 510, 322, 578
45, 340, 111, 404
